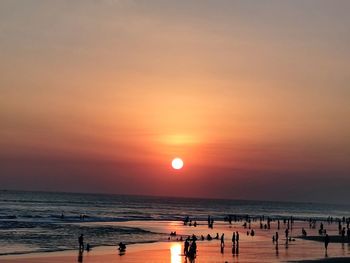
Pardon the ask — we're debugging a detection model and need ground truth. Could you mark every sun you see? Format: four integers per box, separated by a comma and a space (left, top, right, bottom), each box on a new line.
171, 158, 184, 170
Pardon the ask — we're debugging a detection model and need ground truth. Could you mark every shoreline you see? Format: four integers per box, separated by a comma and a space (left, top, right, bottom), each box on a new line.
299, 235, 350, 244
1, 218, 350, 262
1, 241, 350, 263
291, 258, 350, 263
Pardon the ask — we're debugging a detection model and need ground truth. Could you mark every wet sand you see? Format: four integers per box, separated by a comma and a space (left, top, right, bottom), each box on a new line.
300, 235, 350, 243
1, 220, 349, 262
1, 242, 349, 263
292, 258, 350, 263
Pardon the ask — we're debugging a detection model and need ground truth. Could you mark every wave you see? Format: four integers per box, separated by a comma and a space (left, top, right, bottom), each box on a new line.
0, 221, 166, 256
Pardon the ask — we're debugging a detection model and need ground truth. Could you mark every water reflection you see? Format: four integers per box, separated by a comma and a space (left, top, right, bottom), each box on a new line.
170, 243, 181, 263
77, 251, 83, 262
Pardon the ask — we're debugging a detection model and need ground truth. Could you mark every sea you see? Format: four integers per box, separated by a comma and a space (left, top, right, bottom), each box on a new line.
0, 190, 349, 256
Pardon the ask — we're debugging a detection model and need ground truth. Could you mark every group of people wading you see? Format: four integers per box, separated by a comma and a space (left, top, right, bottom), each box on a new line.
183, 234, 197, 259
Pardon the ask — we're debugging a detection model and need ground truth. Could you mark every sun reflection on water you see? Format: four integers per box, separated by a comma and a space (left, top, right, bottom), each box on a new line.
170, 243, 181, 263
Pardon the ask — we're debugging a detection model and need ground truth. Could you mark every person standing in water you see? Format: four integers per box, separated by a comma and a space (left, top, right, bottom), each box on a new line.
220, 233, 225, 247
78, 234, 84, 252
184, 238, 190, 256
325, 234, 330, 253
285, 228, 289, 243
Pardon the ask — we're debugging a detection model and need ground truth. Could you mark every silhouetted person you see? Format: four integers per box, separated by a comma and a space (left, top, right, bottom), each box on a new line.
221, 233, 225, 247
325, 234, 330, 252
184, 238, 190, 256
275, 232, 279, 243
250, 229, 255, 236
232, 232, 236, 245
86, 243, 91, 252
302, 228, 307, 237
78, 234, 84, 252
285, 228, 289, 243
118, 242, 126, 252
341, 227, 346, 242
236, 231, 239, 244
188, 240, 197, 259
215, 233, 219, 239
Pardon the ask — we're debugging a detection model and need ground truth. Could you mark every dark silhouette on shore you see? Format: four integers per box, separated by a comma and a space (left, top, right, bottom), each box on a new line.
78, 234, 84, 252
221, 233, 225, 247
325, 234, 330, 252
285, 228, 289, 243
187, 239, 197, 259
184, 237, 190, 256
118, 242, 126, 256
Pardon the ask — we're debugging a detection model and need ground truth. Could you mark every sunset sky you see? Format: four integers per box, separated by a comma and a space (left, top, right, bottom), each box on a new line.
1, 0, 349, 203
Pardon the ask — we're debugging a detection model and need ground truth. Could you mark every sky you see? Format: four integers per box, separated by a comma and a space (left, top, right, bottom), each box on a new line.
0, 0, 349, 203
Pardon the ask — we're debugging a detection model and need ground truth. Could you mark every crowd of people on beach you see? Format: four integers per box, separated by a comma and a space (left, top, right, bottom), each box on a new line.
74, 214, 350, 262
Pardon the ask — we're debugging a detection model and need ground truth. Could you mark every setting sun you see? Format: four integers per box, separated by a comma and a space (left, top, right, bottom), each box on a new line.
171, 158, 184, 170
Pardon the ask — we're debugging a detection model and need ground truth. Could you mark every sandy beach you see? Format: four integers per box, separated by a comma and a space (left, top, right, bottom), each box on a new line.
1, 220, 349, 263
1, 241, 350, 263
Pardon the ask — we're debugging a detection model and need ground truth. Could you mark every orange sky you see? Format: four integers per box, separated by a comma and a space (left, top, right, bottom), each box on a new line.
0, 1, 349, 203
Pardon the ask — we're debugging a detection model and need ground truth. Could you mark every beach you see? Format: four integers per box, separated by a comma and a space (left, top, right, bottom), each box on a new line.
1, 219, 349, 263
1, 239, 350, 263
1, 191, 349, 262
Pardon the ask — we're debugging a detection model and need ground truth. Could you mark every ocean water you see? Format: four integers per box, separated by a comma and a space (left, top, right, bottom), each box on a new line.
0, 190, 349, 256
